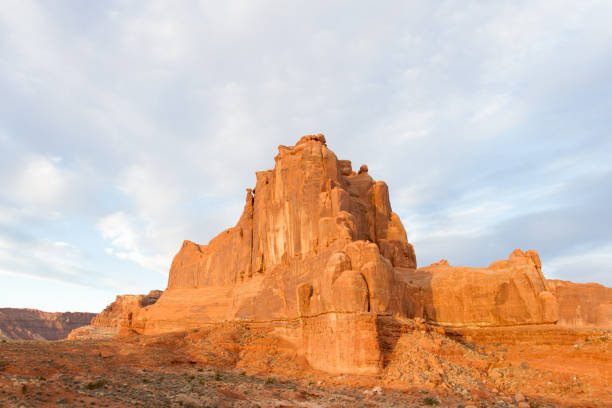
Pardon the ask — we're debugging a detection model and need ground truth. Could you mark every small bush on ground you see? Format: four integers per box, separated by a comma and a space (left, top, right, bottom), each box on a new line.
423, 396, 440, 406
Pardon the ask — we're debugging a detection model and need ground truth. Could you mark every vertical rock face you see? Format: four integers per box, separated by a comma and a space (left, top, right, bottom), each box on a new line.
548, 280, 612, 328
166, 134, 415, 293
0, 309, 95, 340
160, 135, 416, 327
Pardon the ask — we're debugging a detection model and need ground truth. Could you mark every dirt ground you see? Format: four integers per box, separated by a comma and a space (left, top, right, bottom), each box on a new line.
0, 323, 610, 407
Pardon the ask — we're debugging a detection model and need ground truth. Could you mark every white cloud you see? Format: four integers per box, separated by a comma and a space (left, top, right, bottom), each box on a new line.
97, 209, 172, 274
2, 1, 612, 312
97, 212, 140, 252
9, 155, 70, 207
545, 244, 612, 285
114, 251, 168, 275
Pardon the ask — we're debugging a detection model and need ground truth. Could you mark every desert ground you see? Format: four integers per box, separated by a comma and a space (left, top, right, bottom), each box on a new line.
1, 322, 610, 408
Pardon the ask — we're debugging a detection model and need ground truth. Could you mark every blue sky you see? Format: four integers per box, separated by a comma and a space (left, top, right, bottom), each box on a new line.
1, 1, 611, 312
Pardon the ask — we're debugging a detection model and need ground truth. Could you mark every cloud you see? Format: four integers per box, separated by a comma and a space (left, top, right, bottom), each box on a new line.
0, 231, 115, 290
9, 155, 69, 207
97, 212, 141, 252
1, 1, 611, 311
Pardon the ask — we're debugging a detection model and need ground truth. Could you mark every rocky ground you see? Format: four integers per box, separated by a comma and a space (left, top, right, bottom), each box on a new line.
0, 323, 610, 407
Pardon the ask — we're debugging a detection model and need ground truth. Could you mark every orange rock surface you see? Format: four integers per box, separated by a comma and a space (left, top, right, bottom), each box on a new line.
91, 290, 162, 328
548, 280, 612, 328
403, 249, 559, 327
67, 290, 162, 339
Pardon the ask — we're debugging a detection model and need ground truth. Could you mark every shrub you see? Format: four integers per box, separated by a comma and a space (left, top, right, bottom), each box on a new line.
86, 380, 107, 390
214, 370, 221, 381
265, 376, 276, 385
21, 384, 27, 394
423, 397, 440, 406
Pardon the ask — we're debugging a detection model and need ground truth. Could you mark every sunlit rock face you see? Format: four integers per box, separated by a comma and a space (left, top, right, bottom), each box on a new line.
403, 249, 559, 327
548, 280, 612, 328
81, 135, 610, 373
160, 134, 416, 327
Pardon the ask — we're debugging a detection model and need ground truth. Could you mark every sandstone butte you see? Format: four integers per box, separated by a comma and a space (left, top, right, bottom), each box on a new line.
73, 135, 612, 374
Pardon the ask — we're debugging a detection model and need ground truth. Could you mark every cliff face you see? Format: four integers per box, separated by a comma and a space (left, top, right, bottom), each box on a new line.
548, 280, 612, 328
166, 134, 415, 292
0, 308, 95, 340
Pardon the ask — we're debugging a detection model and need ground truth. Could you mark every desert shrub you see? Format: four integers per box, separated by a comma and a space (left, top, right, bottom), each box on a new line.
86, 379, 107, 390
214, 370, 221, 380
423, 396, 440, 406
21, 384, 27, 394
265, 376, 276, 385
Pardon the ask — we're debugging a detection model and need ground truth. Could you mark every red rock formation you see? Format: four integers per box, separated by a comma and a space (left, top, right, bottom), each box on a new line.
547, 280, 612, 328
79, 135, 610, 374
92, 290, 162, 328
0, 308, 95, 340
66, 290, 162, 340
66, 325, 120, 340
112, 135, 561, 373
401, 249, 559, 327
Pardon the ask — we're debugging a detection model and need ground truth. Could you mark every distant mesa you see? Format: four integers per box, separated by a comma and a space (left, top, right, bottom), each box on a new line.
0, 308, 95, 341
71, 135, 612, 374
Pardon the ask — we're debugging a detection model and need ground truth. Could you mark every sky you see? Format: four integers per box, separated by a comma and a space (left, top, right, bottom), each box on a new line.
1, 1, 611, 312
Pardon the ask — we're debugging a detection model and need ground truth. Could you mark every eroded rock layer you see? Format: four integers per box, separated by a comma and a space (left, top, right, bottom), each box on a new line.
0, 308, 95, 340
